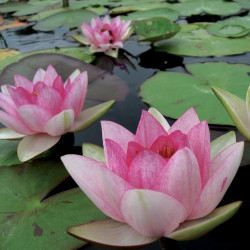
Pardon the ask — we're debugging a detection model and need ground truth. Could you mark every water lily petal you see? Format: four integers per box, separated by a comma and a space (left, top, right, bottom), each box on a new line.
0, 110, 33, 135
189, 142, 244, 219
67, 219, 158, 248
14, 74, 33, 92
127, 150, 167, 189
101, 120, 135, 154
0, 92, 18, 117
148, 107, 170, 132
32, 68, 45, 83
18, 104, 52, 132
44, 109, 75, 136
7, 86, 32, 107
120, 189, 187, 237
72, 100, 115, 132
212, 86, 250, 141
154, 147, 201, 214
17, 133, 60, 162
168, 108, 200, 135
187, 121, 210, 186
0, 127, 25, 140
43, 65, 58, 87
135, 110, 168, 148
105, 139, 128, 178
61, 155, 133, 222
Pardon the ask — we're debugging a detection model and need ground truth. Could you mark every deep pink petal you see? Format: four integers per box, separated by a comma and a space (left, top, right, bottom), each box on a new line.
43, 65, 58, 87
189, 142, 244, 219
104, 139, 128, 178
168, 108, 200, 135
33, 68, 45, 83
127, 150, 166, 189
0, 92, 18, 117
135, 110, 168, 148
126, 141, 144, 166
44, 109, 75, 136
153, 148, 202, 214
52, 75, 65, 97
0, 110, 33, 135
120, 189, 187, 237
7, 86, 32, 107
62, 72, 87, 117
61, 155, 133, 221
101, 120, 135, 155
18, 104, 52, 132
14, 74, 33, 92
187, 120, 210, 187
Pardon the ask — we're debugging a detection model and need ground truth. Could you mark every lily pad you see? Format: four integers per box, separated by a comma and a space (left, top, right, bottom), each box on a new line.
34, 9, 97, 31
28, 8, 67, 21
169, 1, 241, 16
139, 62, 250, 125
0, 48, 20, 61
0, 53, 128, 103
0, 139, 106, 249
155, 23, 250, 57
234, 0, 250, 9
0, 2, 28, 13
12, 4, 45, 17
122, 7, 179, 22
207, 16, 250, 38
133, 17, 181, 42
110, 2, 170, 14
0, 47, 95, 72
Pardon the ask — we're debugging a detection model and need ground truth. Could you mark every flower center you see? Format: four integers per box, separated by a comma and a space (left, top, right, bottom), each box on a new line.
157, 145, 175, 159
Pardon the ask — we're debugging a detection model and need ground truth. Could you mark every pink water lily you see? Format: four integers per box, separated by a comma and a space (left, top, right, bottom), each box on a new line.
81, 16, 133, 58
0, 65, 114, 162
62, 108, 243, 243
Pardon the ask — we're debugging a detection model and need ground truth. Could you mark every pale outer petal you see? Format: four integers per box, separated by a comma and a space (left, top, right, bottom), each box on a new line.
120, 189, 188, 237
101, 120, 135, 155
188, 142, 244, 219
153, 148, 202, 214
148, 107, 170, 132
61, 155, 133, 222
33, 68, 45, 84
44, 109, 75, 136
168, 107, 200, 135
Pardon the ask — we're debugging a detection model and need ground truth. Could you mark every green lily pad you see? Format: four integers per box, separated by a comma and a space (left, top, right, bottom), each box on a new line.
207, 16, 250, 38
0, 2, 28, 13
155, 23, 250, 57
110, 2, 170, 14
169, 1, 241, 16
12, 4, 45, 16
133, 17, 181, 42
234, 0, 250, 9
34, 9, 97, 31
0, 140, 106, 248
122, 7, 179, 22
0, 53, 128, 103
0, 47, 95, 72
139, 62, 250, 125
28, 8, 67, 21
0, 139, 20, 167
168, 201, 242, 241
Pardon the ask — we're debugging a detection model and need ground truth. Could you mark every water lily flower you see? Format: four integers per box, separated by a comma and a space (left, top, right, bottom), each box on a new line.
0, 65, 115, 162
81, 16, 133, 58
62, 108, 243, 247
212, 86, 250, 141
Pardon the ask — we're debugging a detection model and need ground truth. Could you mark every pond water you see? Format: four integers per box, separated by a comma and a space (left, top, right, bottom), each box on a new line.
1, 8, 250, 250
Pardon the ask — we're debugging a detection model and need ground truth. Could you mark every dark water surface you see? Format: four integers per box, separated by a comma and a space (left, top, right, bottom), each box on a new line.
1, 19, 250, 250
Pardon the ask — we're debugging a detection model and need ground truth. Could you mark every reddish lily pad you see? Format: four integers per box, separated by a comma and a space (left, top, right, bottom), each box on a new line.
0, 53, 128, 103
0, 139, 106, 248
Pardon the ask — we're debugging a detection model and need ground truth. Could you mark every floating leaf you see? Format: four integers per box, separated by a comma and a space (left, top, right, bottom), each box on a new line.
28, 8, 67, 21
122, 7, 179, 22
168, 201, 242, 241
0, 47, 95, 72
139, 62, 250, 125
12, 4, 45, 17
0, 17, 27, 30
133, 17, 181, 42
0, 53, 128, 104
110, 2, 170, 14
0, 48, 20, 61
0, 2, 28, 13
207, 16, 250, 38
155, 23, 250, 57
0, 141, 106, 249
234, 0, 250, 9
169, 1, 241, 16
34, 9, 97, 31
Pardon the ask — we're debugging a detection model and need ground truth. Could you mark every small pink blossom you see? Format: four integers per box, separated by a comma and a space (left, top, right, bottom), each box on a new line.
82, 16, 133, 58
62, 108, 243, 239
0, 65, 114, 162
